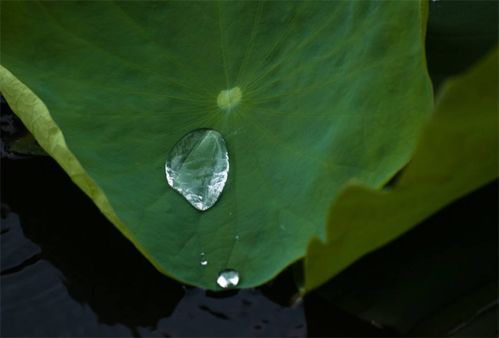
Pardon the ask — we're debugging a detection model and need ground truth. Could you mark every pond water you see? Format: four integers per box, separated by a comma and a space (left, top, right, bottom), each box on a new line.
1, 157, 305, 337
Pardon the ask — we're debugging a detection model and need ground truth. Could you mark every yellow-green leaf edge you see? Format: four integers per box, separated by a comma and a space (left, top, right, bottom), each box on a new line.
304, 47, 499, 292
0, 65, 173, 280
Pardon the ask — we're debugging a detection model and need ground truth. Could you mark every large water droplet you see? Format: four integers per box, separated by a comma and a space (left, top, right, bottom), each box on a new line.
165, 129, 229, 211
216, 269, 240, 289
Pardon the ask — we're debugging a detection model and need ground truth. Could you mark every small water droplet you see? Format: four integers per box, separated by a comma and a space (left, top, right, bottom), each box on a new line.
165, 129, 229, 211
216, 269, 240, 289
200, 260, 208, 266
200, 252, 205, 256
234, 235, 240, 240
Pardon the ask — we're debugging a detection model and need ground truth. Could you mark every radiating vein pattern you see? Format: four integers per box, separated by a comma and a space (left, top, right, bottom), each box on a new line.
1, 0, 432, 289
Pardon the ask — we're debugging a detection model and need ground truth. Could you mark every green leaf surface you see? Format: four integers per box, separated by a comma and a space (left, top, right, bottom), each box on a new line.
1, 1, 432, 289
305, 47, 498, 291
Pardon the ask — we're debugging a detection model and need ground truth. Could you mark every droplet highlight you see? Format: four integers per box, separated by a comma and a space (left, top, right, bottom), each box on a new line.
200, 260, 208, 266
216, 269, 240, 289
165, 129, 229, 211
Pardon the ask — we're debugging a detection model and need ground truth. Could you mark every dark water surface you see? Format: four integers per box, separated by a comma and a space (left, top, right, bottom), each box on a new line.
1, 155, 308, 337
